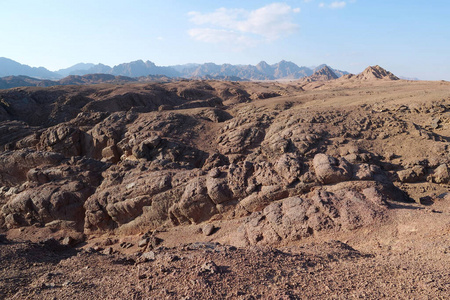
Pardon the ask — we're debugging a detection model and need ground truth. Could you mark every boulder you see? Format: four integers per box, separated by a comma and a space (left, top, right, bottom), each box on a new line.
202, 224, 215, 236
83, 165, 173, 232
206, 172, 233, 204
237, 185, 289, 214
0, 149, 64, 186
313, 154, 352, 184
232, 181, 391, 247
132, 137, 207, 169
432, 164, 449, 184
352, 164, 383, 181
397, 166, 426, 183
0, 157, 106, 231
169, 177, 217, 225
37, 125, 83, 157
217, 122, 266, 155
274, 154, 303, 185
2, 181, 93, 231
0, 121, 41, 150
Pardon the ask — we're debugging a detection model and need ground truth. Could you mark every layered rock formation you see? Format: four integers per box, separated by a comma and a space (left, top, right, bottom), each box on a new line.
0, 75, 449, 246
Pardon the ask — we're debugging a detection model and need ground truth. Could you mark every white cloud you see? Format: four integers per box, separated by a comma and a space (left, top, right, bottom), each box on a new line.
319, 1, 348, 9
330, 1, 346, 8
188, 3, 300, 47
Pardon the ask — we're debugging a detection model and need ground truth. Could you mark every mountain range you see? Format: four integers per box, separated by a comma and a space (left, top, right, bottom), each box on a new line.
0, 64, 403, 90
0, 57, 349, 81
0, 57, 60, 79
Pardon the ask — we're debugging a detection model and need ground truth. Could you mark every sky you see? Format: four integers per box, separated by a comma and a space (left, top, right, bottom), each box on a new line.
1, 0, 450, 80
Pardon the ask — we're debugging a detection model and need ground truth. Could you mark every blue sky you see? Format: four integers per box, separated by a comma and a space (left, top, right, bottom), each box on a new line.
1, 0, 449, 80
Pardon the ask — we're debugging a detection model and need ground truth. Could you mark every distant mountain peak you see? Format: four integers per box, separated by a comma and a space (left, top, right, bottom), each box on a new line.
301, 65, 338, 82
256, 61, 270, 70
315, 65, 338, 77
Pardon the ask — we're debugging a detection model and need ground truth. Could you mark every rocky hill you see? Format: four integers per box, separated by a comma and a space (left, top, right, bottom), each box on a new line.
57, 74, 138, 85
302, 65, 338, 82
337, 65, 401, 82
356, 65, 400, 80
0, 73, 449, 298
0, 74, 177, 89
0, 75, 59, 89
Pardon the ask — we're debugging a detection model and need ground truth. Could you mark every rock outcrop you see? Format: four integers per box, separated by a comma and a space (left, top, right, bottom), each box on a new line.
232, 180, 393, 246
0, 78, 448, 243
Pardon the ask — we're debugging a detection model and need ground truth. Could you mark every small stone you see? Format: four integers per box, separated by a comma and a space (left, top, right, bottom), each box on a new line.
200, 260, 220, 274
431, 117, 441, 129
42, 282, 56, 289
202, 224, 215, 236
138, 238, 149, 248
148, 236, 163, 249
141, 251, 156, 262
419, 196, 433, 206
103, 247, 114, 255
93, 246, 103, 252
85, 247, 96, 253
61, 236, 75, 247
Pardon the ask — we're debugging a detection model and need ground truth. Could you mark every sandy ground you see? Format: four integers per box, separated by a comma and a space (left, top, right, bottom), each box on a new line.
1, 196, 448, 299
